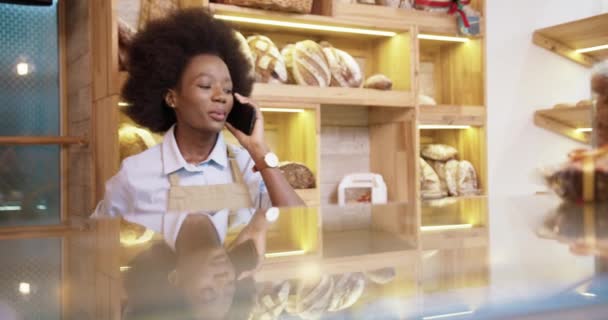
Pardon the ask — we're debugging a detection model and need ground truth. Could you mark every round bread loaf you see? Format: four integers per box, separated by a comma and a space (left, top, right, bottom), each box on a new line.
444, 159, 459, 196
292, 40, 332, 87
247, 35, 288, 84
279, 162, 316, 189
365, 268, 396, 285
320, 42, 362, 88
363, 74, 393, 90
328, 273, 366, 312
421, 144, 458, 161
281, 44, 296, 84
287, 275, 334, 318
250, 281, 291, 320
457, 160, 481, 196
118, 124, 158, 160
421, 157, 445, 199
234, 31, 255, 78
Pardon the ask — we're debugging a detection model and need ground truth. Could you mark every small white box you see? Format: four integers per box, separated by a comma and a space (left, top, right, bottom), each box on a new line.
338, 173, 387, 206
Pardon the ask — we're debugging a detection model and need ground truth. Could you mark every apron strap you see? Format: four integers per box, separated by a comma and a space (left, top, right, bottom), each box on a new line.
168, 173, 180, 186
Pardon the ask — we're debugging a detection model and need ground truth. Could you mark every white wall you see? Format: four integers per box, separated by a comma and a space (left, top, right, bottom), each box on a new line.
487, 0, 606, 197
486, 1, 606, 295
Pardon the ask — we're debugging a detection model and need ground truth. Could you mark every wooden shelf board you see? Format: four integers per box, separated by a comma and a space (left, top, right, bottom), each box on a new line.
421, 194, 487, 205
119, 72, 414, 108
253, 83, 415, 107
533, 13, 608, 67
209, 2, 411, 36
534, 106, 591, 144
327, 2, 460, 35
419, 105, 485, 125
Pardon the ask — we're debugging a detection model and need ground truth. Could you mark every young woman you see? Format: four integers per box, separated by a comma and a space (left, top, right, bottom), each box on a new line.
94, 8, 303, 217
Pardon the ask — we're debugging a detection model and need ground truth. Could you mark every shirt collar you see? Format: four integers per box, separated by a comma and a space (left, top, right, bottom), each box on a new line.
161, 125, 228, 175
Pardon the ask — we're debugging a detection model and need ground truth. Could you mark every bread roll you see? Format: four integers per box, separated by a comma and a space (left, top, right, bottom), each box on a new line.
250, 281, 291, 320
321, 42, 363, 88
292, 40, 332, 87
287, 275, 334, 318
247, 35, 288, 84
430, 160, 449, 195
363, 74, 392, 90
279, 162, 316, 189
421, 144, 458, 161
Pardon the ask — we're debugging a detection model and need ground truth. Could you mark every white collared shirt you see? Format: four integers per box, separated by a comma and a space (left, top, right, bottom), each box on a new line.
92, 125, 271, 217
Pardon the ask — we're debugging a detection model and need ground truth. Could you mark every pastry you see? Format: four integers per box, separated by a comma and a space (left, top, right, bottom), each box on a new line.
279, 162, 316, 189
321, 42, 363, 88
234, 31, 255, 78
363, 74, 392, 90
457, 160, 481, 196
249, 281, 291, 320
291, 40, 332, 87
281, 44, 296, 84
444, 159, 459, 196
421, 144, 458, 161
247, 35, 288, 84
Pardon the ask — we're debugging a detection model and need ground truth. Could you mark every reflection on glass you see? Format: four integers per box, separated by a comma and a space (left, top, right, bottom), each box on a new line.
0, 238, 61, 320
0, 146, 60, 226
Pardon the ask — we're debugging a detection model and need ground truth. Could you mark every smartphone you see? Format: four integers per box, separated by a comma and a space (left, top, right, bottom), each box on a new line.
226, 95, 257, 135
227, 239, 258, 276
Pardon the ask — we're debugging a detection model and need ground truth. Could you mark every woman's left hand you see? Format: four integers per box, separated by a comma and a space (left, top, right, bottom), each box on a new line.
225, 93, 270, 162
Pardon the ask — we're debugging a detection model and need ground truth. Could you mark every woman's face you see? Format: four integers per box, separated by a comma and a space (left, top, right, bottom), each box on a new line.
170, 54, 234, 134
175, 247, 236, 319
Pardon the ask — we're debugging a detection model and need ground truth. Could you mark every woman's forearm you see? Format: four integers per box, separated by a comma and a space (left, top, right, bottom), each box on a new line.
259, 167, 305, 207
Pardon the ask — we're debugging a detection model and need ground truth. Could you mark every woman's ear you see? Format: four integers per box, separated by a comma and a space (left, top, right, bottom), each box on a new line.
165, 90, 177, 109
168, 269, 179, 286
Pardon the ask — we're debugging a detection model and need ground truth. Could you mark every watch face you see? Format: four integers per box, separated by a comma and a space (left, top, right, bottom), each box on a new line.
265, 152, 279, 167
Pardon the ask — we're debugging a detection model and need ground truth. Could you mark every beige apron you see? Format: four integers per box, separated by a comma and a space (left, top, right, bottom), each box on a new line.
167, 148, 254, 212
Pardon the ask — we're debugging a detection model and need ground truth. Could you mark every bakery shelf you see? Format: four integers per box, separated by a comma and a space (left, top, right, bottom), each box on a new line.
119, 72, 415, 108
534, 106, 591, 144
418, 105, 485, 126
533, 13, 608, 67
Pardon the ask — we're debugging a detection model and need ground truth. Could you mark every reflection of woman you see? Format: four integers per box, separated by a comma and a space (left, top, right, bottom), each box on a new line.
93, 8, 303, 217
123, 210, 271, 319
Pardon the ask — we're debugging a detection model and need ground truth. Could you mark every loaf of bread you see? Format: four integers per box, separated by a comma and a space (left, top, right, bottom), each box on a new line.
247, 35, 288, 84
279, 162, 316, 189
328, 273, 366, 312
421, 144, 458, 161
421, 157, 446, 199
363, 74, 393, 90
291, 40, 332, 87
320, 42, 363, 88
234, 31, 255, 78
444, 159, 459, 196
430, 160, 449, 195
250, 281, 291, 320
118, 18, 136, 71
287, 275, 334, 318
457, 160, 481, 196
281, 44, 296, 84
365, 267, 396, 284
118, 124, 158, 160
592, 62, 608, 147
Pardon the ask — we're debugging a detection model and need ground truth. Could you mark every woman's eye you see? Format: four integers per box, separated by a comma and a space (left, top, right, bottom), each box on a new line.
224, 88, 233, 94
198, 84, 212, 89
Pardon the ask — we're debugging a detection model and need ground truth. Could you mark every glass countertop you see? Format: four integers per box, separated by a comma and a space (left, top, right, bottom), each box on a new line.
1, 196, 608, 319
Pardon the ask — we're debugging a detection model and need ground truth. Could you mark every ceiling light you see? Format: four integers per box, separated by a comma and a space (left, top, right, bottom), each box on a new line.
16, 62, 29, 76
19, 282, 31, 295
419, 125, 472, 130
0, 205, 21, 211
420, 224, 473, 232
265, 249, 306, 258
214, 14, 396, 37
576, 44, 608, 54
260, 107, 305, 113
418, 34, 469, 42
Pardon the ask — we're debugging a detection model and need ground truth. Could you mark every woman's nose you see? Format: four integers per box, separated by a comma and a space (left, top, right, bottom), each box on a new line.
211, 85, 227, 102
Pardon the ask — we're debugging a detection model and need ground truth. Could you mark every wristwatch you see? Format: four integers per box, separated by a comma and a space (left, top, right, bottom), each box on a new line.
254, 152, 279, 172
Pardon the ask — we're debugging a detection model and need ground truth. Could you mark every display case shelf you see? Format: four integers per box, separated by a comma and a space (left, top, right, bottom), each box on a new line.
534, 105, 591, 144
533, 13, 608, 67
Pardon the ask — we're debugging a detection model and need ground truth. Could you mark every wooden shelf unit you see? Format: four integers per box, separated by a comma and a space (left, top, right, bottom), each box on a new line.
533, 13, 608, 68
534, 105, 592, 144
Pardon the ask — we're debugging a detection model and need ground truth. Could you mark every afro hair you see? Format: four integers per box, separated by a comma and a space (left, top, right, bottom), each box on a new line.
121, 8, 254, 133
